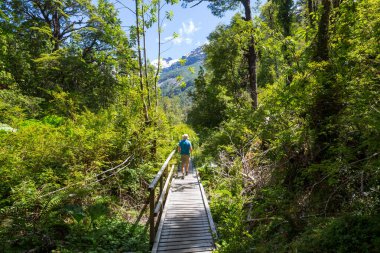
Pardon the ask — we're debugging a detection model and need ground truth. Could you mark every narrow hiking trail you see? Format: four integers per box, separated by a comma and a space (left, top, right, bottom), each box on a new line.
150, 159, 217, 253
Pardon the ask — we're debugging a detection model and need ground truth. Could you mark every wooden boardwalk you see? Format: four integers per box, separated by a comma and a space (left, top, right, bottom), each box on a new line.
152, 163, 217, 253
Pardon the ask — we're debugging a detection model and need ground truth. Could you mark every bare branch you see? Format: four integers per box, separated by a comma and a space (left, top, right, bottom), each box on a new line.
113, 0, 136, 14
190, 0, 205, 8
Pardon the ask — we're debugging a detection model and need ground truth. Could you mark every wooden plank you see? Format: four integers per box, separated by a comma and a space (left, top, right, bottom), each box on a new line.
157, 246, 214, 253
165, 213, 207, 217
161, 228, 212, 235
165, 213, 208, 217
166, 209, 206, 213
163, 221, 209, 226
163, 224, 211, 229
167, 199, 203, 201
160, 232, 212, 241
163, 222, 210, 228
168, 201, 203, 203
167, 208, 206, 212
170, 196, 203, 199
161, 230, 211, 236
167, 203, 204, 206
162, 226, 211, 231
160, 231, 212, 236
167, 209, 205, 212
164, 220, 209, 225
165, 218, 208, 226
158, 241, 214, 251
161, 230, 211, 237
157, 247, 214, 253
162, 227, 211, 233
167, 202, 204, 204
168, 200, 203, 201
168, 206, 204, 208
166, 206, 204, 209
161, 226, 211, 232
165, 214, 208, 218
159, 239, 214, 247
164, 216, 208, 220
159, 235, 213, 242
166, 212, 207, 215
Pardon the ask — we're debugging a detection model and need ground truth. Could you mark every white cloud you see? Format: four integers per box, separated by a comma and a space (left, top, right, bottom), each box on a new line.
182, 20, 199, 35
163, 19, 200, 46
151, 58, 179, 68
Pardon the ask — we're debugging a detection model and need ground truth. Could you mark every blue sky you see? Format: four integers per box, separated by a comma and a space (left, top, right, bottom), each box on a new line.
111, 1, 240, 61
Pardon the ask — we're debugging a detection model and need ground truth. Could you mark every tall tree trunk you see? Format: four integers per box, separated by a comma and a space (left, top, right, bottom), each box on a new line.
307, 0, 315, 26
241, 0, 258, 109
314, 0, 331, 61
311, 0, 342, 161
142, 4, 151, 108
135, 0, 150, 122
154, 0, 161, 112
276, 0, 293, 37
52, 10, 60, 51
275, 0, 293, 85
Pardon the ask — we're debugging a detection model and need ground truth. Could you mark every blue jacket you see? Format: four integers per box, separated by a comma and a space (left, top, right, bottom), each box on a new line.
178, 140, 192, 155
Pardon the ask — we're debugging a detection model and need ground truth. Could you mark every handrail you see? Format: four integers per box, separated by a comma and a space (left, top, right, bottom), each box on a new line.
154, 165, 175, 216
148, 149, 177, 246
149, 149, 176, 189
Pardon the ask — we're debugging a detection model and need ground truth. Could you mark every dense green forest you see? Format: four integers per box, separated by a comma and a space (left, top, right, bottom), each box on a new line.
186, 0, 380, 252
1, 0, 379, 252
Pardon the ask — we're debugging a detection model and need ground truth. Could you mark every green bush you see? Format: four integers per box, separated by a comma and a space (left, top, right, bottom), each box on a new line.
292, 215, 380, 253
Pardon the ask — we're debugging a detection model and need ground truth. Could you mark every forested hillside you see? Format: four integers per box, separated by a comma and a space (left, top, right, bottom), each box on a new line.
1, 0, 379, 252
184, 0, 380, 252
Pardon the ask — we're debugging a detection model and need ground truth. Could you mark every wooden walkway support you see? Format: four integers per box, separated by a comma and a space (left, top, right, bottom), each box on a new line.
151, 158, 217, 253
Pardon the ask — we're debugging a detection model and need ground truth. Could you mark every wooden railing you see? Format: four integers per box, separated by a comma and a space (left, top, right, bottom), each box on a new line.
148, 149, 177, 246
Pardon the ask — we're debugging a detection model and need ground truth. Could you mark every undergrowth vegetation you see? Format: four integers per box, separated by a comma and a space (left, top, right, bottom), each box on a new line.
192, 0, 380, 252
0, 0, 189, 251
0, 87, 193, 252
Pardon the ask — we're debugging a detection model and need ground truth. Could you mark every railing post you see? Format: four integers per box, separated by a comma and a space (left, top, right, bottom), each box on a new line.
149, 187, 155, 246
159, 176, 163, 196
165, 164, 169, 178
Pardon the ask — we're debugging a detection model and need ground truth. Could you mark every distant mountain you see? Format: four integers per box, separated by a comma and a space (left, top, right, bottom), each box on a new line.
159, 46, 205, 97
161, 47, 205, 74
152, 57, 179, 69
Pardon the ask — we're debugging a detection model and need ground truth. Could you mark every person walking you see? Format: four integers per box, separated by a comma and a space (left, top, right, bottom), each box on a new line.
178, 134, 193, 179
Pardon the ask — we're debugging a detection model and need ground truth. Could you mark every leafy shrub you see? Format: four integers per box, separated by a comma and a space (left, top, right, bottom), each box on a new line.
292, 215, 380, 253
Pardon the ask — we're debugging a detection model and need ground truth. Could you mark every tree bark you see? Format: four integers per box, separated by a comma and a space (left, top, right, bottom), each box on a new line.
241, 0, 258, 109
52, 10, 60, 51
275, 0, 293, 85
307, 0, 315, 26
311, 0, 343, 161
135, 0, 150, 122
142, 4, 151, 108
154, 0, 161, 112
315, 0, 331, 61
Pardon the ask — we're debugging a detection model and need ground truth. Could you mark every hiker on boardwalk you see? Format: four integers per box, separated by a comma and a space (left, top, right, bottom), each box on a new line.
178, 134, 193, 178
